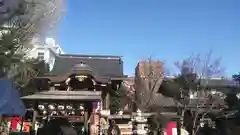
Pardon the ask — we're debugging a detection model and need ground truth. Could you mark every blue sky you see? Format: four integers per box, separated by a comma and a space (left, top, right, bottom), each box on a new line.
57, 0, 240, 76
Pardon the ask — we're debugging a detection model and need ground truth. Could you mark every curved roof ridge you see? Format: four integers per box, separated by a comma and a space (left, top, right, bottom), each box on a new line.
59, 54, 122, 59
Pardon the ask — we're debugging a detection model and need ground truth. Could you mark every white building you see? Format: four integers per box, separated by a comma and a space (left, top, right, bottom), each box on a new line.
27, 36, 64, 71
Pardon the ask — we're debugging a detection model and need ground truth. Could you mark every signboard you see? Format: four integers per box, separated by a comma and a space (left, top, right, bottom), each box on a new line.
10, 117, 31, 132
166, 122, 190, 135
166, 122, 177, 135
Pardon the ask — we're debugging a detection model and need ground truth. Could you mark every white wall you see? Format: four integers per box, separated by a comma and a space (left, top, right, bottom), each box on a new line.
27, 36, 63, 71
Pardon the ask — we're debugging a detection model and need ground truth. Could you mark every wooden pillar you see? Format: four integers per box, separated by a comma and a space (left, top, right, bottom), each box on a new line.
101, 83, 110, 110
84, 109, 89, 134
105, 93, 110, 110
32, 110, 37, 131
105, 82, 112, 110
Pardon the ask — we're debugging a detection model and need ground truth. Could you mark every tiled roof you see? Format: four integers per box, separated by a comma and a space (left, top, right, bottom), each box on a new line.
50, 54, 124, 77
59, 54, 122, 58
200, 79, 238, 87
21, 91, 102, 101
164, 76, 238, 88
122, 76, 230, 108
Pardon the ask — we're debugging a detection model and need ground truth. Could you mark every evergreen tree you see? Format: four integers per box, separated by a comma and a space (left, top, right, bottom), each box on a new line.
233, 72, 240, 85
0, 0, 50, 92
109, 83, 125, 114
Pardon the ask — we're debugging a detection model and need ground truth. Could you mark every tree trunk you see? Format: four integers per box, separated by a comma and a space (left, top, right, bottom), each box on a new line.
180, 108, 185, 128
192, 111, 198, 135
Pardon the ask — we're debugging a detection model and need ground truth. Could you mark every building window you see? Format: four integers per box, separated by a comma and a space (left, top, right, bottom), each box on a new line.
37, 52, 44, 60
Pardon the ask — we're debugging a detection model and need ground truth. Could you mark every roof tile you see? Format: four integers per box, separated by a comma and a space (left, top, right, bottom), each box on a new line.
51, 54, 124, 77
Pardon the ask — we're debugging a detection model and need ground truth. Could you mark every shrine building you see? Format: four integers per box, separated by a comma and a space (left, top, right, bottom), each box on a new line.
21, 54, 125, 134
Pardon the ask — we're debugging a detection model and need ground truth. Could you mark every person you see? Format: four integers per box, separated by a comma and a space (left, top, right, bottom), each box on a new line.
107, 120, 120, 135
36, 118, 77, 135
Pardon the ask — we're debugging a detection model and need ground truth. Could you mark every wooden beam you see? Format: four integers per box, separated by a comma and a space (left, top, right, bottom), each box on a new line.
105, 93, 110, 110
84, 110, 88, 134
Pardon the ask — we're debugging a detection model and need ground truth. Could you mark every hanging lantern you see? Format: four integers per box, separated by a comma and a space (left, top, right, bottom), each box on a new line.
78, 104, 84, 110
71, 111, 75, 115
57, 105, 64, 110
38, 105, 45, 110
42, 110, 47, 115
48, 104, 55, 110
66, 105, 73, 110
60, 111, 66, 115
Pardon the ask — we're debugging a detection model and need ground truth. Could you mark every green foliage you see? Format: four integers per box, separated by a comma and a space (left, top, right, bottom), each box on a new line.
228, 73, 240, 110
30, 59, 50, 76
159, 59, 198, 100
161, 69, 198, 101
158, 63, 198, 100
147, 116, 160, 130
174, 60, 198, 90
225, 93, 239, 109
223, 73, 240, 114
233, 72, 240, 85
11, 59, 49, 88
0, 27, 23, 77
174, 73, 198, 91
0, 24, 49, 87
109, 84, 125, 114
0, 1, 50, 94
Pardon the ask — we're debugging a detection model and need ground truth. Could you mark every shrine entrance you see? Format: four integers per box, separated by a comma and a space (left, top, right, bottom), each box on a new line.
22, 91, 102, 134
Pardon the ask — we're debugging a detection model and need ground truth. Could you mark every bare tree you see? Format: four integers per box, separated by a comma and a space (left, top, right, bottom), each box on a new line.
121, 58, 176, 113
22, 0, 65, 36
134, 58, 176, 112
174, 51, 225, 135
121, 76, 135, 111
0, 0, 65, 32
